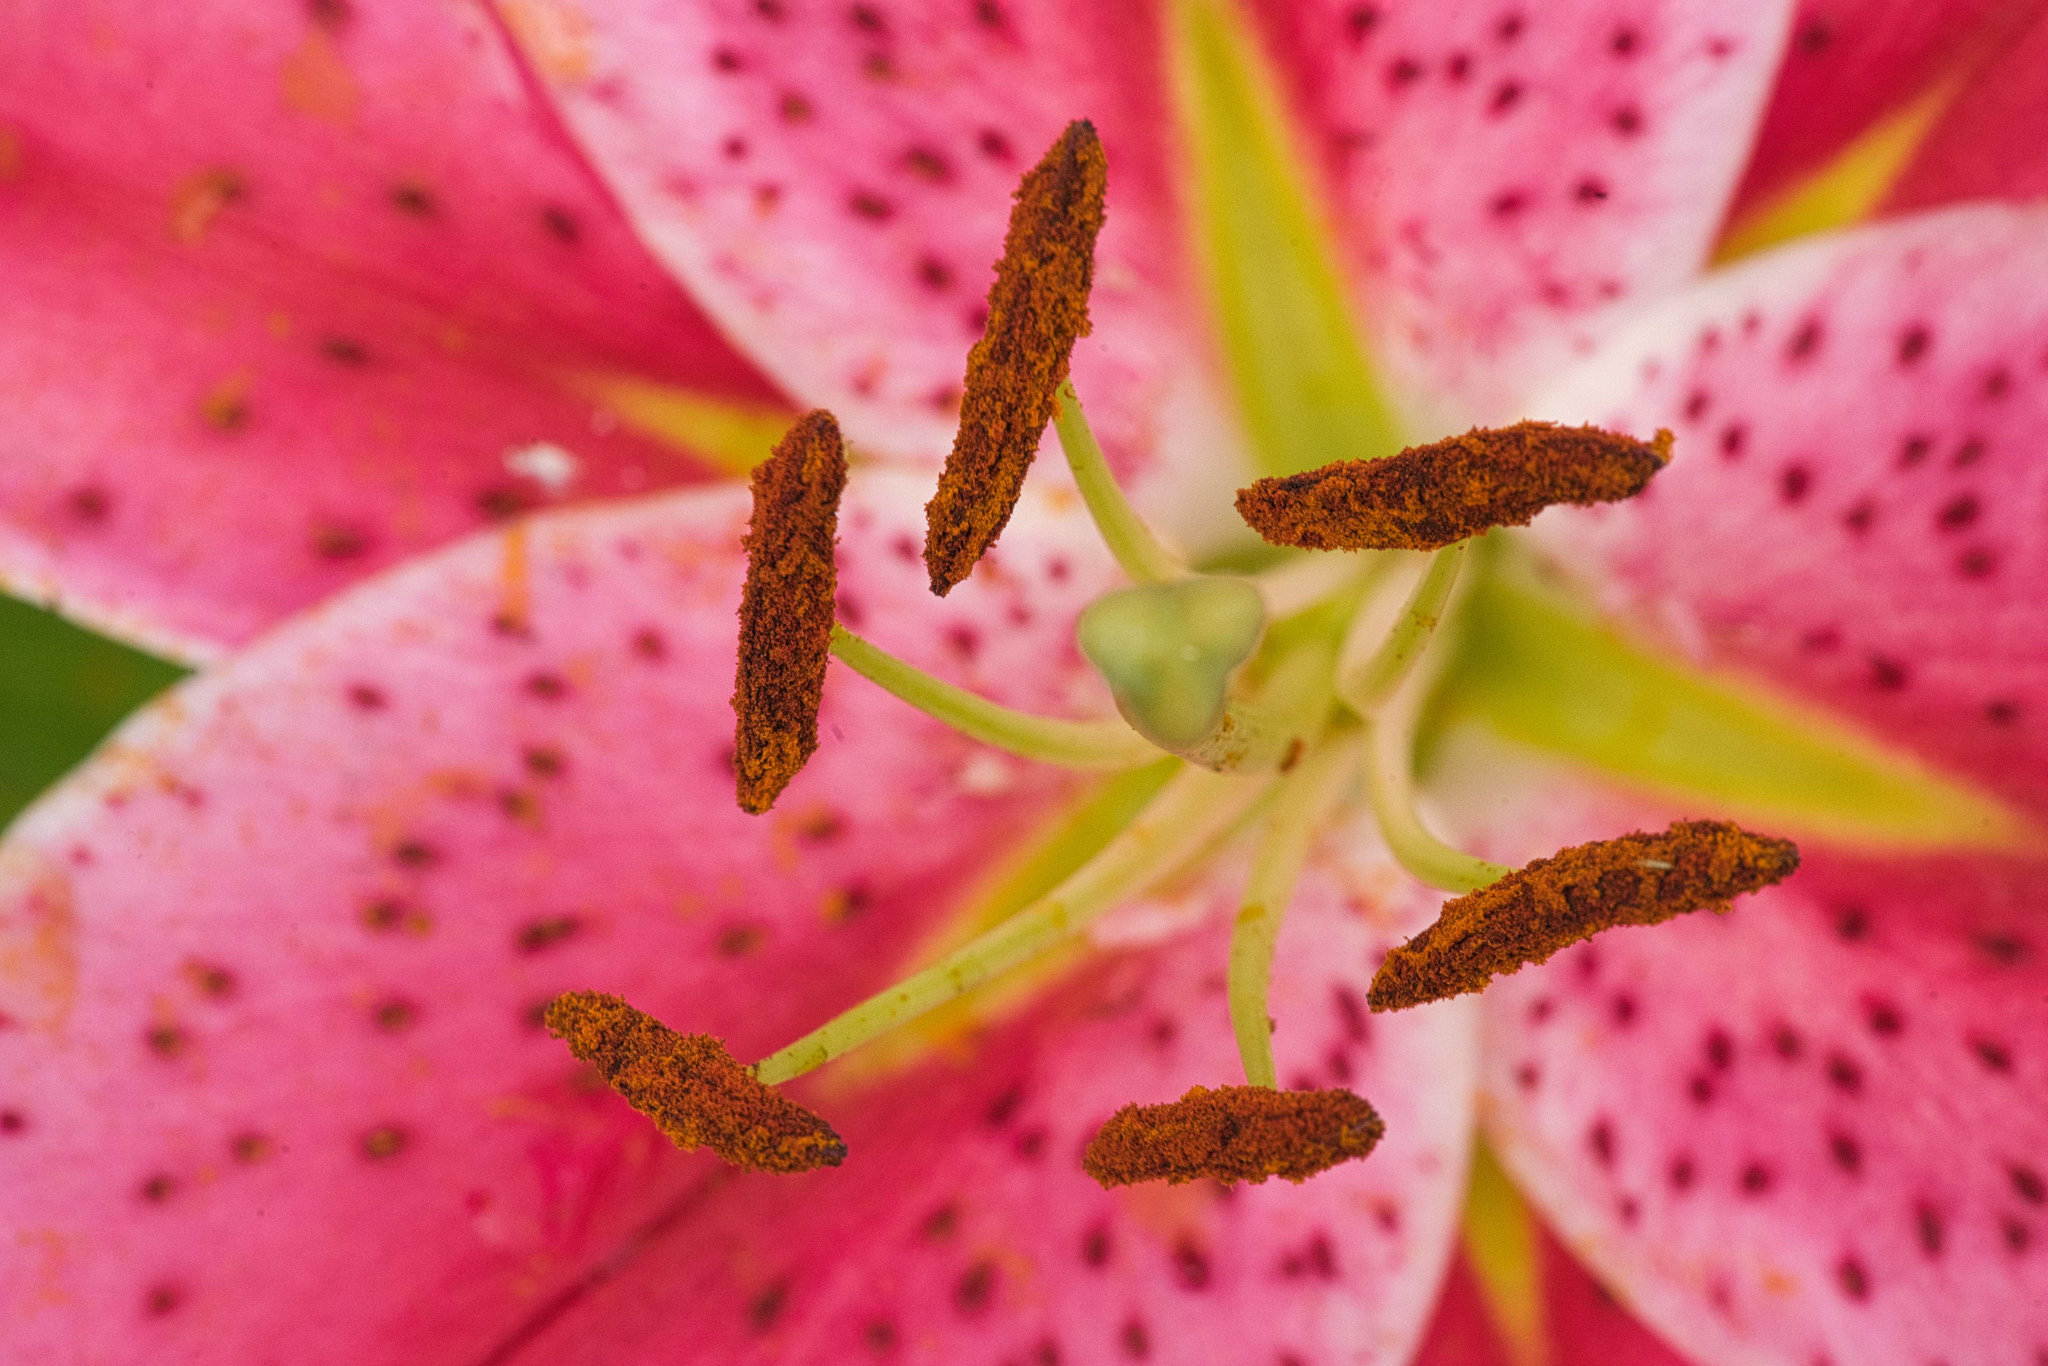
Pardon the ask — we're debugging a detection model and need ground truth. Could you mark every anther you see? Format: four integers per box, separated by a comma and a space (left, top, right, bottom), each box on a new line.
1235, 421, 1674, 552
924, 120, 1107, 595
1083, 1084, 1383, 1187
545, 991, 847, 1173
1368, 820, 1799, 1010
732, 410, 847, 814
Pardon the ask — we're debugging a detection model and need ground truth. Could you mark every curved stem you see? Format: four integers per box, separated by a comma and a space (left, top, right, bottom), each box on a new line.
1228, 732, 1363, 1087
1336, 542, 1467, 716
1053, 382, 1186, 585
753, 765, 1268, 1085
1364, 637, 1511, 894
831, 626, 1160, 770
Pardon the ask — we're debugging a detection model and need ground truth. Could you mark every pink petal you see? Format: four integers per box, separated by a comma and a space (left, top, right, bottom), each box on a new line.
1475, 788, 2048, 1366
1727, 0, 2023, 217
0, 0, 781, 657
0, 470, 1126, 1360
1411, 1249, 1517, 1366
1535, 1222, 1695, 1366
1244, 0, 1795, 426
1886, 4, 2048, 210
454, 825, 1477, 1365
497, 0, 1239, 501
1531, 205, 2048, 821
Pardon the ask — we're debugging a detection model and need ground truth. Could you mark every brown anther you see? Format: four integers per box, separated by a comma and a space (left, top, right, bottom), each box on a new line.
1369, 820, 1799, 1011
923, 119, 1107, 596
1082, 1084, 1383, 1188
733, 410, 847, 814
1235, 421, 1674, 551
544, 991, 846, 1173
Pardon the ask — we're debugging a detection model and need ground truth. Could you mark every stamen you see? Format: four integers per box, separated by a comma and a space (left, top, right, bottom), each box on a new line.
1368, 820, 1801, 1010
732, 410, 847, 814
1336, 543, 1466, 715
1082, 1084, 1383, 1187
1235, 421, 1674, 552
924, 121, 1108, 595
1354, 559, 1514, 893
545, 991, 846, 1173
752, 764, 1266, 1086
828, 624, 1160, 769
1229, 735, 1363, 1088
1052, 381, 1186, 584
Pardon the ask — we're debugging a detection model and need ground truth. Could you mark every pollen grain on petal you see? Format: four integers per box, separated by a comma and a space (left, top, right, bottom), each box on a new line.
545, 991, 846, 1173
1369, 820, 1799, 1011
1082, 1084, 1383, 1187
923, 119, 1107, 596
733, 410, 847, 814
1235, 421, 1673, 551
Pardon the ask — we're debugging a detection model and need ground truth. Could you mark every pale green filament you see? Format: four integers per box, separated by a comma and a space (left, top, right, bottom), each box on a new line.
1336, 543, 1467, 716
752, 765, 1269, 1085
1052, 382, 1186, 585
1078, 577, 1266, 751
1366, 630, 1511, 894
830, 626, 1159, 770
1228, 732, 1363, 1087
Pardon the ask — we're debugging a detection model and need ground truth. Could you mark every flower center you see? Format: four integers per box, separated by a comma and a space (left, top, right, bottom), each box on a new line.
549, 120, 1806, 1188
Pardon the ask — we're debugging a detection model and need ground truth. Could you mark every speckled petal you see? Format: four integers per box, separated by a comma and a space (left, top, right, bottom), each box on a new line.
1242, 0, 1794, 429
1531, 204, 2048, 821
0, 0, 781, 658
0, 470, 1122, 1361
462, 816, 1478, 1366
497, 0, 1242, 525
1477, 787, 2048, 1366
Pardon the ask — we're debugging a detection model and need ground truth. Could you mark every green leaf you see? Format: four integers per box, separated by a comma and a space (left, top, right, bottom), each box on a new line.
0, 594, 186, 830
1167, 0, 1406, 477
1437, 564, 2035, 853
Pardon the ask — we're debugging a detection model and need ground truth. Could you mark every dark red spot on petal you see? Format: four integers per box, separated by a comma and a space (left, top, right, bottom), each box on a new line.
1172, 1236, 1211, 1290
360, 1124, 409, 1160
516, 916, 581, 954
953, 1259, 997, 1314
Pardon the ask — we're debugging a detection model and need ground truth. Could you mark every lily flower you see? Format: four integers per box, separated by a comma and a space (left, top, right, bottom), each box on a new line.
1, 3, 2045, 1365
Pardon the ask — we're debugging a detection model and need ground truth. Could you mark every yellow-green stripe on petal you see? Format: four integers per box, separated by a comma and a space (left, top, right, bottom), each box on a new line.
1167, 0, 1406, 477
1436, 564, 2037, 855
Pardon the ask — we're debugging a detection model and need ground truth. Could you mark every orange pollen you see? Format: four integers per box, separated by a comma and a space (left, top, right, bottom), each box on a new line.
1235, 421, 1674, 552
923, 119, 1107, 596
732, 410, 847, 814
1369, 820, 1800, 1011
545, 991, 846, 1174
1082, 1084, 1384, 1188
